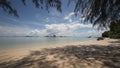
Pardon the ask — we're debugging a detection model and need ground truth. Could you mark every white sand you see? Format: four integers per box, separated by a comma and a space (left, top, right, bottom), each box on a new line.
0, 38, 119, 62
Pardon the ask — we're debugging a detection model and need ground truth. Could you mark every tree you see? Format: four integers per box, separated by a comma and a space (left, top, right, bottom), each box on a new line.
0, 0, 120, 28
102, 21, 120, 38
0, 0, 18, 17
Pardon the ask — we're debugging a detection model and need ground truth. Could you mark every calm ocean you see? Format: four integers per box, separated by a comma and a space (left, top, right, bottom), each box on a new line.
0, 36, 95, 50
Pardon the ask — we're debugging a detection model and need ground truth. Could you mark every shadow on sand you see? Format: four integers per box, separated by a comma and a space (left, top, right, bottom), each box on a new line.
109, 40, 120, 43
0, 44, 120, 68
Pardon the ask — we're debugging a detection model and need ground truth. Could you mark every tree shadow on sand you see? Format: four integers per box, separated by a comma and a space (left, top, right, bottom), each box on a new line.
0, 44, 120, 68
109, 40, 120, 43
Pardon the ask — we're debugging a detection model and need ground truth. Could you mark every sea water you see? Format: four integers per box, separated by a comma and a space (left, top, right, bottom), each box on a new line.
0, 36, 95, 50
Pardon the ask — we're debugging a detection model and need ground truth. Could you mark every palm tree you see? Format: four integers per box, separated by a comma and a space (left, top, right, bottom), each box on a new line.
0, 0, 120, 28
0, 0, 18, 17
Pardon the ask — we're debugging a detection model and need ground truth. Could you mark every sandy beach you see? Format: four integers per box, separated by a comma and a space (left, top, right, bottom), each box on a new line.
0, 38, 120, 68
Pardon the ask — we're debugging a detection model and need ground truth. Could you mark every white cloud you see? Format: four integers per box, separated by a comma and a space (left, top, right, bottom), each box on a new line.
7, 17, 20, 23
45, 24, 69, 36
0, 26, 31, 36
44, 23, 92, 36
29, 29, 47, 36
45, 17, 57, 23
0, 26, 47, 36
0, 23, 104, 37
66, 23, 92, 30
76, 30, 105, 37
64, 12, 74, 22
64, 12, 74, 20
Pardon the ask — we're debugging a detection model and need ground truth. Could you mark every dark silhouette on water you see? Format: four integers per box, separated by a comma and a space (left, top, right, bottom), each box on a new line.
45, 34, 56, 37
53, 35, 56, 37
45, 34, 66, 37
88, 36, 92, 38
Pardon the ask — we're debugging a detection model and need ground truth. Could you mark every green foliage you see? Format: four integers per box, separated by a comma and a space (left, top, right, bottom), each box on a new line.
102, 21, 120, 39
110, 21, 120, 32
0, 0, 120, 28
102, 31, 109, 37
0, 0, 18, 17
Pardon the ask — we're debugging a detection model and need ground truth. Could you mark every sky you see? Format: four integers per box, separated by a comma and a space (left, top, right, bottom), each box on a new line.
0, 0, 105, 37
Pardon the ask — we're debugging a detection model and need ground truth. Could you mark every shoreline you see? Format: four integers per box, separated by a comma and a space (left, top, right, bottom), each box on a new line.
0, 38, 120, 67
0, 38, 120, 68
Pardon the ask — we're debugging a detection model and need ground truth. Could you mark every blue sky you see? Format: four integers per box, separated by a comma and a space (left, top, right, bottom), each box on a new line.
0, 0, 105, 37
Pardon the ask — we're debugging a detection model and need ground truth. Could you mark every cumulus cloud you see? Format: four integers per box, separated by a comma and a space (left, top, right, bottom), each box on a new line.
0, 23, 104, 37
45, 24, 70, 36
44, 23, 92, 36
0, 26, 46, 36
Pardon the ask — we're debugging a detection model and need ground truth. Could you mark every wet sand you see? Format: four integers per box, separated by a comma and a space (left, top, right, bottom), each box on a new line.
0, 38, 120, 68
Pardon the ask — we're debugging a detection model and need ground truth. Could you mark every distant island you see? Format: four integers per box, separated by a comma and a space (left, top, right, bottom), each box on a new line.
45, 34, 66, 37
